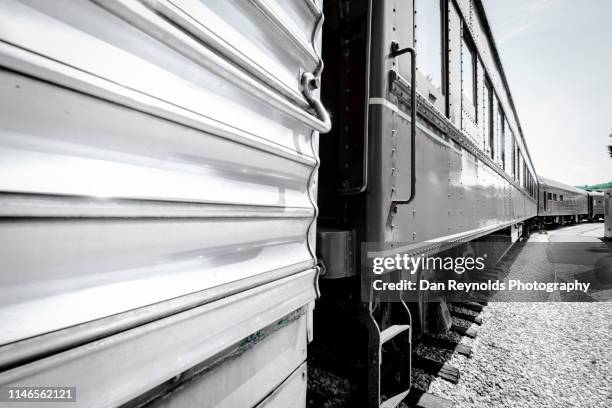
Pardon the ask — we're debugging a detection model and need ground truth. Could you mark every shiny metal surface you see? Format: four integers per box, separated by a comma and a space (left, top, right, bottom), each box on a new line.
316, 229, 356, 279
0, 272, 316, 407
0, 0, 323, 405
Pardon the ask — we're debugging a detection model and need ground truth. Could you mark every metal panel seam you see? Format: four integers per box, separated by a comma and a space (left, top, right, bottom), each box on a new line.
0, 43, 316, 168
93, 0, 330, 132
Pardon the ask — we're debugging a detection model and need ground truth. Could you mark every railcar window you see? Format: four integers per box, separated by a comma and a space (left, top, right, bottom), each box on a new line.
485, 79, 493, 158
462, 36, 477, 112
548, 192, 552, 200
512, 140, 517, 180
553, 194, 557, 201
498, 107, 505, 168
560, 195, 564, 201
416, 0, 444, 92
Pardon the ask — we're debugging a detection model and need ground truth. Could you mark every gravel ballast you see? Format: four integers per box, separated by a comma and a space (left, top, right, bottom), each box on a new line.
422, 302, 612, 408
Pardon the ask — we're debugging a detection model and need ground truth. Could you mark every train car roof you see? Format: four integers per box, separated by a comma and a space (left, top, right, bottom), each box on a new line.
539, 176, 588, 195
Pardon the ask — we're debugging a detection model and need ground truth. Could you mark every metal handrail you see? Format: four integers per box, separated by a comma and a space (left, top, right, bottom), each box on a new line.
390, 41, 417, 205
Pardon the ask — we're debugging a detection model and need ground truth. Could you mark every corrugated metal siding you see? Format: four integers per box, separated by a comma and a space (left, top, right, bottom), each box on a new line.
0, 0, 322, 383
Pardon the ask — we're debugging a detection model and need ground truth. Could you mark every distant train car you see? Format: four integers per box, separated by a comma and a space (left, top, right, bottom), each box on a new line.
537, 177, 588, 224
588, 191, 605, 221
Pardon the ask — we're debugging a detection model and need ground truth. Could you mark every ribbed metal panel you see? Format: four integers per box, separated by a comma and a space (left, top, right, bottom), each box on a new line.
0, 0, 324, 403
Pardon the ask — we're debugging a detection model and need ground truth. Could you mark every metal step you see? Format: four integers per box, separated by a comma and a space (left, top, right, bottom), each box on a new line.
380, 324, 410, 344
381, 389, 411, 408
405, 389, 455, 408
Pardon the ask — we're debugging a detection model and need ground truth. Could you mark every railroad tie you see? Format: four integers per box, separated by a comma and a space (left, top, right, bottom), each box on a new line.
412, 356, 460, 384
449, 310, 483, 325
421, 334, 472, 357
451, 301, 484, 313
450, 324, 478, 338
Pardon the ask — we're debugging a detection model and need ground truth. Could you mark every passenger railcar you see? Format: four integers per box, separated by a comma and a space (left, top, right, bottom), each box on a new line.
314, 0, 537, 405
588, 191, 605, 221
537, 176, 588, 225
0, 1, 540, 408
605, 190, 612, 239
0, 0, 327, 406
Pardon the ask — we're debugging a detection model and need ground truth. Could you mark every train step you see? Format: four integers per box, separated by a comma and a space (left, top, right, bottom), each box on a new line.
412, 356, 460, 384
450, 311, 483, 325
450, 324, 478, 338
421, 335, 472, 357
404, 389, 455, 408
381, 389, 411, 408
360, 301, 412, 407
381, 324, 411, 344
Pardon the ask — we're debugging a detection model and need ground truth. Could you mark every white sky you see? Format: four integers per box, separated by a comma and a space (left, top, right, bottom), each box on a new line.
482, 0, 612, 186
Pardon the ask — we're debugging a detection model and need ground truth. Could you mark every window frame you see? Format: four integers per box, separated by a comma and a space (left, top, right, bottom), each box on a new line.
485, 77, 494, 158
415, 0, 447, 96
461, 32, 478, 118
498, 106, 505, 168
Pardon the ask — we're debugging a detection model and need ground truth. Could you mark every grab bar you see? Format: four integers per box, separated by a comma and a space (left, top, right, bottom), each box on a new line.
390, 41, 417, 206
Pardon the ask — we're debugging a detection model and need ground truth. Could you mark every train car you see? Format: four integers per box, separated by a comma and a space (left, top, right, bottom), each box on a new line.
588, 191, 605, 221
605, 190, 612, 239
537, 177, 588, 225
314, 0, 537, 405
0, 1, 540, 408
0, 0, 328, 407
